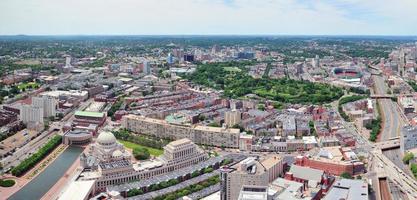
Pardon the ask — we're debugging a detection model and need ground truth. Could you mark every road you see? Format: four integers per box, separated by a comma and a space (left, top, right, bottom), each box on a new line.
372, 74, 413, 199
373, 150, 417, 199
1, 127, 59, 170
0, 98, 93, 171
373, 75, 405, 141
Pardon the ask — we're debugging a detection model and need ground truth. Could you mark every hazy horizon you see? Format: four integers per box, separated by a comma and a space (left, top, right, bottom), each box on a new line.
1, 0, 417, 36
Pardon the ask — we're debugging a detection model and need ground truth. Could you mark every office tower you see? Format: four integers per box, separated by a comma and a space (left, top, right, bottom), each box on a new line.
183, 54, 195, 62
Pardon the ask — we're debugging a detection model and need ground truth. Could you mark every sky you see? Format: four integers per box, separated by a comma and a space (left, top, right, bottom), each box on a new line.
0, 0, 416, 35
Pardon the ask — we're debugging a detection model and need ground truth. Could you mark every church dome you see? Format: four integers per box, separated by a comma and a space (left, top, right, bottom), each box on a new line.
112, 150, 123, 157
97, 131, 117, 146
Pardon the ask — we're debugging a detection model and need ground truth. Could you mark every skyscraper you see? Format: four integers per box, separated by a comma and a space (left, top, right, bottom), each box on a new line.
167, 53, 174, 65
183, 54, 195, 62
143, 60, 151, 75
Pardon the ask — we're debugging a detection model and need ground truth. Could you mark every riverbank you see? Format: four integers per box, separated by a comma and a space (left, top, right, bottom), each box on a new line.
7, 146, 84, 200
0, 144, 67, 200
24, 144, 68, 179
41, 156, 82, 200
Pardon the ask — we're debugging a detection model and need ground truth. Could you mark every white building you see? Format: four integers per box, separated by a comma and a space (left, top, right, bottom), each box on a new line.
238, 185, 268, 200
220, 156, 284, 200
20, 105, 44, 124
32, 96, 57, 117
78, 131, 208, 193
225, 110, 241, 127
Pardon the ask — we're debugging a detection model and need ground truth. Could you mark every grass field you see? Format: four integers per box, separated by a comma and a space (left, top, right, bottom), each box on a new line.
223, 67, 242, 72
118, 140, 163, 156
18, 82, 40, 90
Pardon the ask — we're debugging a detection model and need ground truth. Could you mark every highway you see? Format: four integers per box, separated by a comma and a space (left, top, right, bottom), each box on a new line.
373, 75, 405, 141
372, 74, 414, 200
373, 150, 417, 200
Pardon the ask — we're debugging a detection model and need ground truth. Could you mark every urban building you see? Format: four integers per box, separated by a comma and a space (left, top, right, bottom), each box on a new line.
225, 110, 241, 127
143, 60, 151, 75
401, 125, 417, 152
323, 179, 368, 200
220, 156, 284, 200
63, 130, 93, 145
19, 104, 44, 125
183, 54, 195, 62
73, 111, 106, 129
294, 147, 365, 176
282, 164, 334, 200
238, 186, 268, 200
122, 114, 240, 148
0, 109, 18, 127
32, 96, 57, 118
76, 131, 209, 194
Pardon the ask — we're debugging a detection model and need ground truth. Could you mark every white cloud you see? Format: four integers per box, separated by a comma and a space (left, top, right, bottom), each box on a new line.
0, 0, 415, 35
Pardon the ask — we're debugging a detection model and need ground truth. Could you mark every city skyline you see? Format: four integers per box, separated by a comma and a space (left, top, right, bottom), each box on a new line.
1, 0, 417, 36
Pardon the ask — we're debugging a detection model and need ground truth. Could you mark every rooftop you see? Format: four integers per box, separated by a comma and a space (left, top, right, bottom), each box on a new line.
323, 179, 368, 200
74, 111, 105, 118
289, 165, 323, 183
58, 180, 95, 200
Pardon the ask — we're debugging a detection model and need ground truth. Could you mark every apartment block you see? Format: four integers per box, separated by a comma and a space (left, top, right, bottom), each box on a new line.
122, 114, 240, 148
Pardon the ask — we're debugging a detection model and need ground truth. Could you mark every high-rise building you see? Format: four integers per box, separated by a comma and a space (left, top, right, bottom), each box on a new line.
183, 54, 195, 62
167, 53, 174, 65
143, 60, 150, 75
212, 44, 220, 54
20, 105, 44, 124
414, 42, 417, 60
172, 49, 184, 59
225, 110, 241, 127
65, 56, 72, 67
312, 55, 320, 68
32, 96, 57, 117
220, 156, 283, 200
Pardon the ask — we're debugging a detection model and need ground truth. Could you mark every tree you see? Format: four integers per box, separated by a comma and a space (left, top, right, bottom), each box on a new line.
133, 147, 150, 160
403, 152, 415, 164
204, 167, 214, 174
191, 170, 201, 178
340, 172, 352, 179
258, 104, 265, 111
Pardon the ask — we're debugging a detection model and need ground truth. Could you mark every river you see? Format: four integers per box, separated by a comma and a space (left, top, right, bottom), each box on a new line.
8, 146, 84, 200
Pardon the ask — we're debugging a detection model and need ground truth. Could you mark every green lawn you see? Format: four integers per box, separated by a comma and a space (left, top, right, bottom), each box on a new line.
18, 82, 40, 90
223, 67, 242, 72
118, 140, 163, 156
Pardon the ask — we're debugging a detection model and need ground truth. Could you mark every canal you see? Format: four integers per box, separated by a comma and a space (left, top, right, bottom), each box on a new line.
9, 146, 84, 200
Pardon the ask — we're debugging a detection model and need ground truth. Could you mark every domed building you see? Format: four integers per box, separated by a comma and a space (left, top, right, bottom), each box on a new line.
80, 131, 131, 169
77, 131, 210, 194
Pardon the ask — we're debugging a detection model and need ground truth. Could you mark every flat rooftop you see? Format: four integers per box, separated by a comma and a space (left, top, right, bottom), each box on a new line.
59, 180, 95, 200
74, 111, 105, 118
